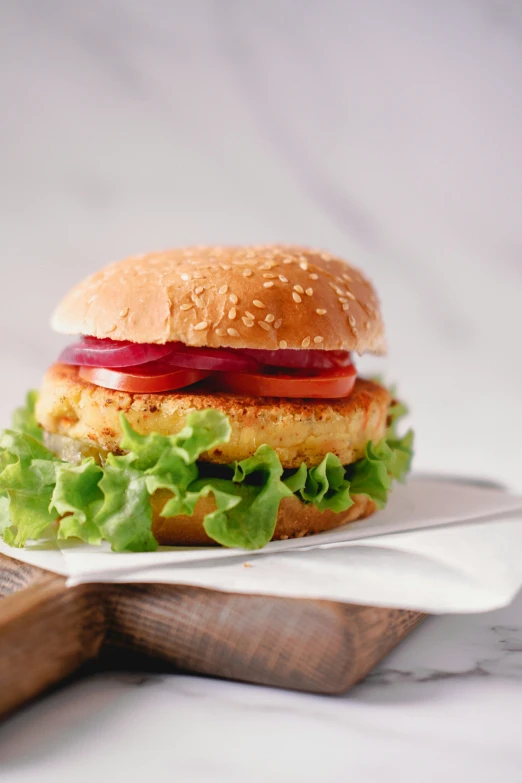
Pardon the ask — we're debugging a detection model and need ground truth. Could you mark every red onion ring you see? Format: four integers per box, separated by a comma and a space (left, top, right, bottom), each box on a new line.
236, 348, 352, 370
59, 338, 173, 368
58, 338, 350, 374
162, 345, 260, 372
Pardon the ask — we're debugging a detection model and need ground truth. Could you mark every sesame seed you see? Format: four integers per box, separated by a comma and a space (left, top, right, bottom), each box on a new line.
245, 311, 255, 319
192, 272, 203, 279
279, 275, 288, 283
263, 281, 275, 288
181, 273, 190, 281
220, 264, 231, 271
279, 339, 288, 348
195, 285, 204, 295
227, 327, 240, 337
301, 336, 311, 348
228, 307, 237, 320
349, 315, 356, 327
243, 268, 253, 277
104, 324, 116, 334
299, 261, 308, 271
364, 320, 370, 328
119, 307, 129, 318
345, 291, 356, 300
292, 292, 302, 303
229, 293, 238, 304
265, 313, 275, 323
294, 284, 304, 294
194, 321, 208, 331
309, 273, 319, 280
258, 321, 271, 331
274, 318, 282, 330
218, 284, 228, 295
342, 273, 353, 282
305, 288, 313, 296
314, 336, 324, 343
342, 303, 350, 311
215, 328, 226, 337
193, 296, 204, 308
179, 303, 194, 311
242, 317, 254, 327
283, 259, 292, 264
263, 273, 276, 279
253, 300, 265, 309
352, 327, 359, 338
316, 308, 327, 315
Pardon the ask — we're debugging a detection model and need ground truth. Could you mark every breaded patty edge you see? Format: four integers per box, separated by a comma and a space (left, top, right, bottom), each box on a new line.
36, 364, 392, 468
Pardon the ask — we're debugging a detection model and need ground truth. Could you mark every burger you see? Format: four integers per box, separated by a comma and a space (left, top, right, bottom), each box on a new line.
0, 245, 413, 552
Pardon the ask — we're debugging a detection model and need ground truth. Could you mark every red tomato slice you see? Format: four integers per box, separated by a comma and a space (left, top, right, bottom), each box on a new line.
211, 366, 357, 398
79, 364, 211, 393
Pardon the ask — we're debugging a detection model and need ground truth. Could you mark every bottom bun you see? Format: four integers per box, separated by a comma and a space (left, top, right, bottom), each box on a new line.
150, 491, 376, 547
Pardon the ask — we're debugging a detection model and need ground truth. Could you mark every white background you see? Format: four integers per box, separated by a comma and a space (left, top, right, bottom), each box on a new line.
0, 2, 521, 781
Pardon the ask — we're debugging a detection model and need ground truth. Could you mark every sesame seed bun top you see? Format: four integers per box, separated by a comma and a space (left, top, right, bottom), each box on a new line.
51, 245, 386, 354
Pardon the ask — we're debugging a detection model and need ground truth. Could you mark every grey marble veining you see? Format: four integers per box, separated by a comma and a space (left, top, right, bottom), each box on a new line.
1, 1, 522, 780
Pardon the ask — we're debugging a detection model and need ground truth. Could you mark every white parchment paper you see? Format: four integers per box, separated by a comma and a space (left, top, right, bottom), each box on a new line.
2, 476, 522, 614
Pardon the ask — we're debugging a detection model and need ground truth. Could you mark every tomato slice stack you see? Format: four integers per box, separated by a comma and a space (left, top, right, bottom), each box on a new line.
80, 363, 357, 398
211, 366, 357, 398
79, 364, 211, 394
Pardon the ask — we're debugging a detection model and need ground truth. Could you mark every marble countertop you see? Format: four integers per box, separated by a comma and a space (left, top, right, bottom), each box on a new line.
1, 1, 521, 780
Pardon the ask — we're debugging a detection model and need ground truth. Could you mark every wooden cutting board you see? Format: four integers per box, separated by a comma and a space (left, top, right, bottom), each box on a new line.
0, 552, 425, 718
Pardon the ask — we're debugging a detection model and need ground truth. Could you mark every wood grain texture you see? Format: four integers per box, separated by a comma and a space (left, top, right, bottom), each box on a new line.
0, 556, 106, 719
0, 553, 425, 717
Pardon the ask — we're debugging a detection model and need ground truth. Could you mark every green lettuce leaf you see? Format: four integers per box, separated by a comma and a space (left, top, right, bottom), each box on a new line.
94, 456, 157, 552
51, 459, 104, 545
156, 444, 293, 550
286, 453, 354, 513
0, 387, 414, 551
346, 430, 414, 508
0, 496, 12, 536
60, 409, 233, 553
11, 390, 42, 442
0, 429, 60, 546
91, 409, 234, 552
197, 445, 294, 549
119, 409, 231, 473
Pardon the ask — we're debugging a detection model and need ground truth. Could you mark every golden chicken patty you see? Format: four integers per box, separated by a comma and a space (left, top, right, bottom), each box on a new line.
36, 363, 391, 468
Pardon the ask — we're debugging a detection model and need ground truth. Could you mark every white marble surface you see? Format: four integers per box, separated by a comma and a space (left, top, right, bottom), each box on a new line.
0, 1, 522, 780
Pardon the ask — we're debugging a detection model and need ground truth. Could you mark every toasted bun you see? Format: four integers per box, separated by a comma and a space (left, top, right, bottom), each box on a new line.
150, 490, 377, 546
52, 245, 385, 354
